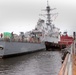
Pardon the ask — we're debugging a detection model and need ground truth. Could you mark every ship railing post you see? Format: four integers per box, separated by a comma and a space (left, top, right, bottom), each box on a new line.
73, 41, 74, 54
71, 44, 73, 75
73, 32, 76, 55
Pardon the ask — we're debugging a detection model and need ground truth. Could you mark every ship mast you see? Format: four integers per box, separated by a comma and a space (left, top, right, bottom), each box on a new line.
46, 0, 56, 30
46, 0, 51, 26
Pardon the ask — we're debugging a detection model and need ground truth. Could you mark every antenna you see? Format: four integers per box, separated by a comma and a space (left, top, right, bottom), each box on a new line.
47, 0, 49, 6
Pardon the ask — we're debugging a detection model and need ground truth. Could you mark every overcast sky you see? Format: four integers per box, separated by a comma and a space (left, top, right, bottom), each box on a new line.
0, 0, 76, 35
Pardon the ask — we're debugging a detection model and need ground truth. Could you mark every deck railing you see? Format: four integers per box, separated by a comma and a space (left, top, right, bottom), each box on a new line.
58, 45, 73, 75
0, 38, 42, 43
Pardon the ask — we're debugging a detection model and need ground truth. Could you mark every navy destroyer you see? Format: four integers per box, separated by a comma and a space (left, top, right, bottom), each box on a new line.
32, 0, 61, 51
0, 31, 45, 58
0, 1, 61, 58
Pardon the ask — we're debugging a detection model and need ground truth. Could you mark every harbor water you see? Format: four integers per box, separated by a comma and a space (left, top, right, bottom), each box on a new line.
0, 50, 62, 75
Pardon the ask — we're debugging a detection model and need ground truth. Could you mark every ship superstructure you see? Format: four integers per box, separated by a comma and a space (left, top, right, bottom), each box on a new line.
32, 0, 60, 43
31, 0, 61, 50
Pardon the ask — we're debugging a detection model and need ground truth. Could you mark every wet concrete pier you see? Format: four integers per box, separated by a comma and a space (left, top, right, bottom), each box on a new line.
0, 51, 62, 75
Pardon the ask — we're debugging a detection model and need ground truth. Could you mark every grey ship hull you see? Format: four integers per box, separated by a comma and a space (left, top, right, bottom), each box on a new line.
0, 41, 45, 58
